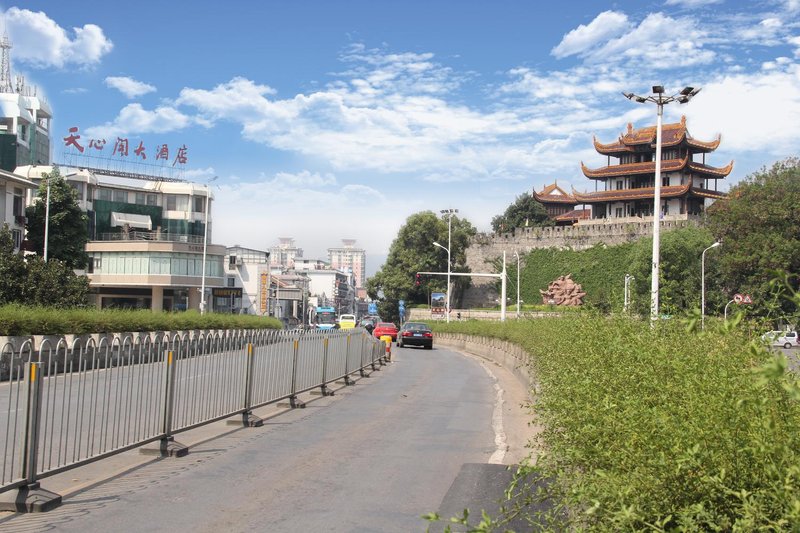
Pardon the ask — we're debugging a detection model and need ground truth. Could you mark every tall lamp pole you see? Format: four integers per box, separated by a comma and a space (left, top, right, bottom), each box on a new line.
624, 85, 701, 324
433, 241, 451, 323
701, 241, 721, 330
199, 176, 218, 315
43, 177, 51, 261
513, 250, 520, 318
439, 208, 458, 323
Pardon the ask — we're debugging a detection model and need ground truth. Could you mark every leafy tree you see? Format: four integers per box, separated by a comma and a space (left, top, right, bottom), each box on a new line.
491, 193, 551, 233
366, 211, 476, 322
26, 166, 89, 269
23, 257, 89, 308
706, 158, 800, 320
627, 227, 719, 317
0, 224, 26, 304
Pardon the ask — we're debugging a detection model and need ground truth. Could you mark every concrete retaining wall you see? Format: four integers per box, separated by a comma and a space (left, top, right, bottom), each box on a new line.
435, 332, 535, 393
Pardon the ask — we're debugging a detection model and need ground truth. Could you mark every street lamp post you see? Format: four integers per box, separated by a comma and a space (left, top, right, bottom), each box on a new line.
433, 241, 451, 323
624, 274, 634, 314
623, 86, 701, 324
514, 250, 520, 318
43, 177, 51, 261
199, 176, 218, 315
701, 241, 722, 330
439, 208, 458, 323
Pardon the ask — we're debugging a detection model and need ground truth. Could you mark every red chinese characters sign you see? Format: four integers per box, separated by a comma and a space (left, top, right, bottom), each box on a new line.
63, 126, 189, 167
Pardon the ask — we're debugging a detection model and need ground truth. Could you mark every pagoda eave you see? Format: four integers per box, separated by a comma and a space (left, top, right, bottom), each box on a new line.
573, 183, 692, 203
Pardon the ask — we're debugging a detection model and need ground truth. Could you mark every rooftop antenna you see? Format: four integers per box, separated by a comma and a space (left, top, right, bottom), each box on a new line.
0, 31, 13, 93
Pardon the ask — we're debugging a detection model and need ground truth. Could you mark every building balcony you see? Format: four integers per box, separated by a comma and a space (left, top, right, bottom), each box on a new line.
96, 231, 206, 244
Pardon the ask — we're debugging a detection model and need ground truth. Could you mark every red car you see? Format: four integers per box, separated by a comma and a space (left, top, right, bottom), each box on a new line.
372, 322, 398, 341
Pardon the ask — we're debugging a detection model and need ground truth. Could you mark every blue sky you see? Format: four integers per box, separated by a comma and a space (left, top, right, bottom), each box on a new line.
4, 1, 800, 275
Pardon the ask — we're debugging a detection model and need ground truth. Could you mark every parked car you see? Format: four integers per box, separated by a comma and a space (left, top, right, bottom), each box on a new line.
774, 331, 799, 349
372, 322, 398, 341
397, 322, 433, 349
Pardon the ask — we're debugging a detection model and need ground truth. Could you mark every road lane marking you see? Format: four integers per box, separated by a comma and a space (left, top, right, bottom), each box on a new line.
476, 360, 507, 465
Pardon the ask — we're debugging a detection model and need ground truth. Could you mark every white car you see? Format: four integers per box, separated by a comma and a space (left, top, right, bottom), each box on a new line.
774, 331, 799, 349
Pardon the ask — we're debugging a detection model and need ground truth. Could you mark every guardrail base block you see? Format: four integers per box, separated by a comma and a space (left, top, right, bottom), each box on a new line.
344, 375, 355, 386
227, 411, 264, 427
359, 368, 369, 377
0, 482, 62, 513
320, 384, 334, 396
140, 436, 189, 458
289, 395, 306, 408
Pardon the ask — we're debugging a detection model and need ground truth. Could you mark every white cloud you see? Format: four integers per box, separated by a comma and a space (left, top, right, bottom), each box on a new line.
271, 170, 338, 187
665, 0, 723, 6
105, 76, 156, 98
552, 11, 630, 59
576, 12, 715, 68
3, 7, 113, 68
85, 103, 196, 138
682, 63, 800, 157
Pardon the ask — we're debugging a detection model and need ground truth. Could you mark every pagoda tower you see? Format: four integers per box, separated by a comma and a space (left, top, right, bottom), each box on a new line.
576, 116, 731, 222
532, 182, 590, 226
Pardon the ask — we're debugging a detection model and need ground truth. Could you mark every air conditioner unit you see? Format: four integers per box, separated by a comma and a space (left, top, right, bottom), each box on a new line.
235, 257, 243, 266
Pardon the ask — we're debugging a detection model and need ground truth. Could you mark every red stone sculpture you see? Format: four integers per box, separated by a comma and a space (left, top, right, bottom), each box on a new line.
540, 274, 585, 306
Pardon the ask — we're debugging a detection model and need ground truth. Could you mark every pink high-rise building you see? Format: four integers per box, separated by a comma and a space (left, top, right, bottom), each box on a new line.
327, 239, 366, 289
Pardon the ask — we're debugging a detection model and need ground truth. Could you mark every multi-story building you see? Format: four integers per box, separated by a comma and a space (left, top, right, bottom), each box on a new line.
0, 168, 36, 251
269, 237, 303, 268
577, 116, 730, 221
18, 165, 224, 311
328, 239, 366, 289
0, 34, 52, 172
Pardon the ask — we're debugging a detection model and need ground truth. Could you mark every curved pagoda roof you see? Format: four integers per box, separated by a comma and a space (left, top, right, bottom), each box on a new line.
572, 183, 727, 204
593, 115, 721, 156
532, 182, 577, 204
580, 157, 734, 180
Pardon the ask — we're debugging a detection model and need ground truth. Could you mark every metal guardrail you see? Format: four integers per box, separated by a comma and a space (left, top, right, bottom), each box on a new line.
0, 328, 385, 511
97, 231, 205, 243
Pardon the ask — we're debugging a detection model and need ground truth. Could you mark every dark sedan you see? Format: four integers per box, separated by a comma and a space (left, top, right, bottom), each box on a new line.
397, 322, 433, 349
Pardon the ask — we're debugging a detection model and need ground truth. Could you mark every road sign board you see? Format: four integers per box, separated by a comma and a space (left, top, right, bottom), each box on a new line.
742, 294, 753, 304
734, 294, 743, 304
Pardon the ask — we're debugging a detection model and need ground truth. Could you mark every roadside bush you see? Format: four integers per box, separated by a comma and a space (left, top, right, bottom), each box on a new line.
0, 306, 282, 335
431, 316, 800, 530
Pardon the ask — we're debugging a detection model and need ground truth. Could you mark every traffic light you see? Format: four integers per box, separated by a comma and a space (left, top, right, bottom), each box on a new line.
415, 273, 421, 286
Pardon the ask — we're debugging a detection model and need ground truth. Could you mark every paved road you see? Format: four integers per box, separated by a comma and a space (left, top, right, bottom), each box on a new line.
0, 345, 506, 533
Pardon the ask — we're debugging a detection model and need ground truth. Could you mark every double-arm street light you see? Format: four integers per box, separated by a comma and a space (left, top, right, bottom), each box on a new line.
701, 241, 721, 330
623, 85, 701, 324
435, 208, 458, 323
199, 176, 218, 315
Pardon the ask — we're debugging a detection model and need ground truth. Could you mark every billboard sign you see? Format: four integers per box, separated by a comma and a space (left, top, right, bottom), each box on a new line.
431, 292, 446, 319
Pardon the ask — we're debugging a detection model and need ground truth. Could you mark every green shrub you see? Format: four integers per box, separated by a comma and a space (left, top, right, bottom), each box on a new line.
0, 306, 281, 335
432, 316, 800, 530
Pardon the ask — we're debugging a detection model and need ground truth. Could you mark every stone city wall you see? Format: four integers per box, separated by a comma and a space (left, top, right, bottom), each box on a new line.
462, 218, 700, 307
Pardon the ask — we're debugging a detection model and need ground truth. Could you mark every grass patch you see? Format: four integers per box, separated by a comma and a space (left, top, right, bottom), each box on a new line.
432, 316, 800, 530
0, 305, 282, 335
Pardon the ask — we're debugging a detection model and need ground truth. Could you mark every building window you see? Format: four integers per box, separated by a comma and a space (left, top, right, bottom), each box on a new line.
68, 181, 83, 201
662, 175, 670, 187
615, 207, 623, 218
135, 192, 146, 205
97, 188, 112, 201
113, 189, 127, 203
12, 188, 23, 217
616, 180, 623, 190
166, 194, 189, 211
227, 277, 236, 287
146, 194, 157, 206
11, 229, 22, 250
193, 196, 206, 213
